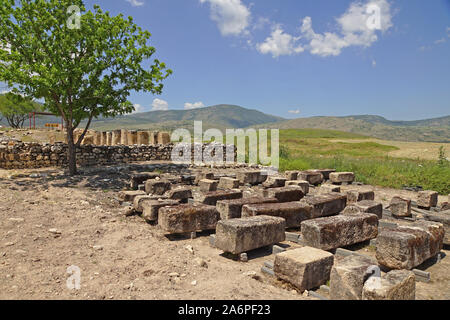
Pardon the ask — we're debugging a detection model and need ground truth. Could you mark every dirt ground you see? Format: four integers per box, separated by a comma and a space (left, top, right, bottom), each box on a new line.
0, 165, 448, 300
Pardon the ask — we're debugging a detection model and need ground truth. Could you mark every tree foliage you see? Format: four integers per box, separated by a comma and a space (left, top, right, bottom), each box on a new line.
0, 93, 41, 128
0, 0, 172, 174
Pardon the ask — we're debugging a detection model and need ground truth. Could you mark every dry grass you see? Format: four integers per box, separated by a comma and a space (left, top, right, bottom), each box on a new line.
329, 139, 449, 161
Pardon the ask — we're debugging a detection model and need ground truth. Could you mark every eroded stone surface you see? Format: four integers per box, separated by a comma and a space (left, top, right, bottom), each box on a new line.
118, 190, 146, 202
236, 170, 267, 185
263, 187, 304, 203
194, 172, 214, 185
301, 213, 378, 250
342, 200, 383, 219
242, 202, 312, 228
297, 171, 323, 185
194, 190, 243, 206
417, 190, 438, 208
145, 179, 171, 195
130, 172, 160, 190
215, 215, 286, 254
217, 197, 278, 220
274, 247, 334, 292
421, 211, 450, 245
376, 221, 444, 269
165, 188, 192, 202
199, 179, 218, 192
319, 184, 341, 194
262, 176, 287, 188
284, 171, 298, 180
346, 190, 375, 203
158, 203, 220, 234
285, 180, 309, 195
329, 172, 355, 184
362, 270, 415, 300
141, 199, 180, 222
133, 194, 167, 212
300, 193, 347, 218
389, 196, 411, 217
314, 169, 336, 180
218, 177, 240, 189
330, 254, 377, 300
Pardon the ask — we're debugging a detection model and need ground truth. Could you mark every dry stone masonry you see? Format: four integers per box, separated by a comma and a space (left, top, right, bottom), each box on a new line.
0, 137, 232, 169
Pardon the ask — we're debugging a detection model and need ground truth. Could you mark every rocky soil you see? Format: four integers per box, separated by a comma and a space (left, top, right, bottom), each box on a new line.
0, 165, 448, 300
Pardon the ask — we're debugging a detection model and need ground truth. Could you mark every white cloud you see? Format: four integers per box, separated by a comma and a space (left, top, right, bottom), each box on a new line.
447, 27, 450, 37
132, 103, 145, 114
372, 59, 377, 67
434, 38, 446, 45
288, 109, 300, 114
257, 0, 393, 58
126, 0, 144, 7
257, 26, 304, 58
151, 98, 169, 111
301, 0, 393, 57
184, 101, 206, 110
200, 0, 251, 36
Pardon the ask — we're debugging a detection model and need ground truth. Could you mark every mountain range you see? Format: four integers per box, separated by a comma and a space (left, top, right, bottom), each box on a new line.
2, 103, 449, 142
87, 105, 449, 143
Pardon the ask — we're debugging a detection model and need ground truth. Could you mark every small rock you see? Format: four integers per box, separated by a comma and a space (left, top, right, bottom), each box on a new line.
92, 245, 103, 251
124, 206, 135, 217
168, 272, 180, 277
48, 228, 61, 235
4, 242, 14, 247
194, 257, 208, 268
191, 280, 197, 286
185, 245, 194, 255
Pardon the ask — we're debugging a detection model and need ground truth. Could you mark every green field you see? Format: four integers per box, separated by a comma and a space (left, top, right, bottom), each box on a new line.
241, 129, 450, 194
276, 129, 450, 194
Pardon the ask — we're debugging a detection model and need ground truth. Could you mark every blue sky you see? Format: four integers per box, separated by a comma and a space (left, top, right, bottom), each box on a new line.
4, 0, 450, 120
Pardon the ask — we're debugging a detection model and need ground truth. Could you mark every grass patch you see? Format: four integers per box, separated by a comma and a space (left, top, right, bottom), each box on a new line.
279, 154, 450, 194
233, 129, 449, 194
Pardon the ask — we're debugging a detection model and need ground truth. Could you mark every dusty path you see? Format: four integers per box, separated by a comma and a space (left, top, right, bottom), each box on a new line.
0, 171, 303, 300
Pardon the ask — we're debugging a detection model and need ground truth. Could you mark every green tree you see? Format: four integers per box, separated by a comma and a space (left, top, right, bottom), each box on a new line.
0, 0, 171, 175
0, 92, 40, 128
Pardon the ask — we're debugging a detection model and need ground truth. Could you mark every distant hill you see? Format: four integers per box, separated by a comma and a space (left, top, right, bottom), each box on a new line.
254, 115, 450, 143
1, 102, 448, 142
88, 104, 285, 132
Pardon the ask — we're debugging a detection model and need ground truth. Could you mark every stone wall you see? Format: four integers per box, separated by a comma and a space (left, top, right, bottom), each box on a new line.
74, 129, 171, 146
0, 141, 233, 169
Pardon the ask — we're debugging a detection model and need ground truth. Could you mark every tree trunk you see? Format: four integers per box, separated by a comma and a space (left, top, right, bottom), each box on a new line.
66, 123, 77, 176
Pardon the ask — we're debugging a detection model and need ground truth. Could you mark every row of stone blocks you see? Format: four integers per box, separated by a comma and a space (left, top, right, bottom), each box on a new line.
236, 169, 355, 186
264, 245, 416, 300
125, 172, 445, 262
122, 168, 446, 301
75, 129, 171, 146
284, 169, 355, 185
